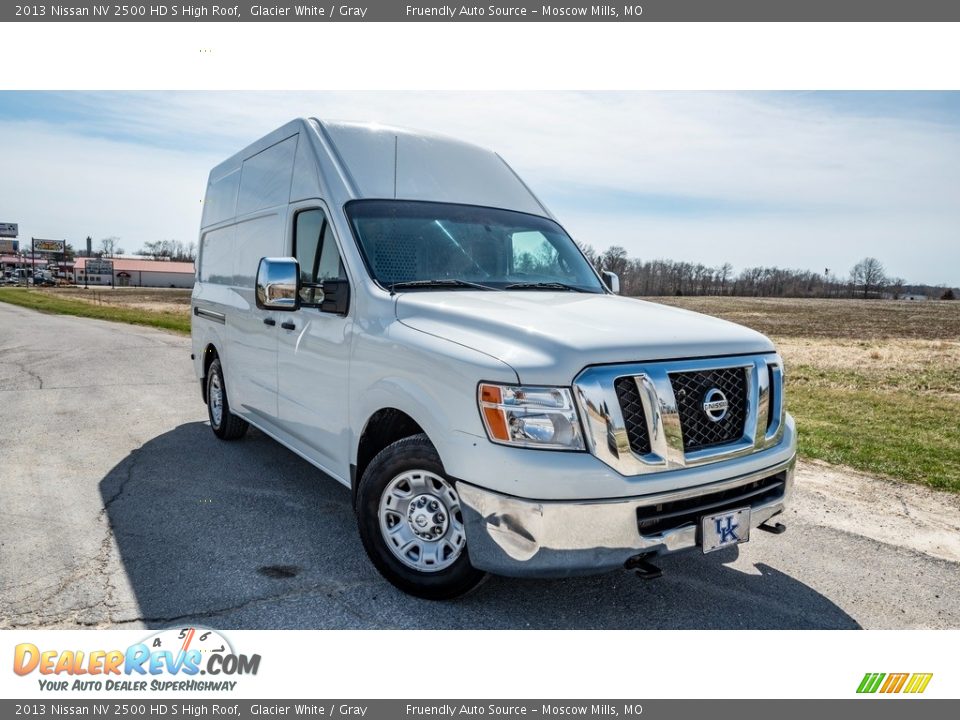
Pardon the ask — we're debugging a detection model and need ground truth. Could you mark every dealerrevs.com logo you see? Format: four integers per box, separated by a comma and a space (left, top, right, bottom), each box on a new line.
857, 673, 933, 694
13, 627, 261, 692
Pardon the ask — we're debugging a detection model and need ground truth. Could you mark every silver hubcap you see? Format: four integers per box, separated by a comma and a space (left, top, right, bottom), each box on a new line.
209, 373, 224, 427
378, 470, 466, 573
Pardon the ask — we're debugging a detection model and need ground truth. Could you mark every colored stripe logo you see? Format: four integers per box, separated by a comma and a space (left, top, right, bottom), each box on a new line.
857, 672, 933, 694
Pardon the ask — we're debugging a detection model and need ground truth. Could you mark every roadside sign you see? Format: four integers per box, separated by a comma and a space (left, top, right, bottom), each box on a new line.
0, 239, 19, 253
33, 239, 66, 253
0, 223, 18, 238
85, 259, 114, 275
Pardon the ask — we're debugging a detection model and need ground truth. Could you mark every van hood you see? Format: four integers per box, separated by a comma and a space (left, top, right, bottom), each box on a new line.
395, 291, 775, 385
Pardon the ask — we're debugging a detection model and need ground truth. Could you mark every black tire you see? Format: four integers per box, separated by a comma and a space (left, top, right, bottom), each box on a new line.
206, 357, 249, 441
356, 433, 486, 600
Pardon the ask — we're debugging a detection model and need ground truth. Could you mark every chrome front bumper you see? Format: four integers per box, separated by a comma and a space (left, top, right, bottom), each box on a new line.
457, 455, 796, 578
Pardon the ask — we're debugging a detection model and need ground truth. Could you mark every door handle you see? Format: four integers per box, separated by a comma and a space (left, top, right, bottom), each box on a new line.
263, 318, 276, 326
281, 321, 296, 330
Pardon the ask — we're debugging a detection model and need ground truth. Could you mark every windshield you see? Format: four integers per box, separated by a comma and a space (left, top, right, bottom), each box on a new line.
345, 200, 605, 292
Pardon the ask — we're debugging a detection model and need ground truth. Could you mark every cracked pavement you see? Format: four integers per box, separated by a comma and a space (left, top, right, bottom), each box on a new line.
1, 301, 959, 630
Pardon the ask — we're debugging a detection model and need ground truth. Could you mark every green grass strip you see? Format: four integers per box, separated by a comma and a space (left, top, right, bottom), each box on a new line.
790, 383, 960, 493
0, 288, 190, 335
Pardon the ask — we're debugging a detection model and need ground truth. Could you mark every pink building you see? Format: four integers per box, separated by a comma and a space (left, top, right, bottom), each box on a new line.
74, 257, 195, 288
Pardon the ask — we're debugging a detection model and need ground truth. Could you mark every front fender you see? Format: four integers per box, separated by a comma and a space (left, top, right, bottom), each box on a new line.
349, 322, 518, 472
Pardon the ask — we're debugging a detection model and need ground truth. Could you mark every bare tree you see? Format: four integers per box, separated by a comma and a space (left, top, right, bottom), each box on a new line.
99, 236, 124, 257
850, 257, 888, 299
600, 246, 630, 277
887, 277, 905, 300
718, 262, 733, 295
138, 239, 197, 262
140, 240, 167, 259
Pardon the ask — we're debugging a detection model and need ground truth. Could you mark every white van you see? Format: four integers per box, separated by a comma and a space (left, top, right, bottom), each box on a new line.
192, 118, 796, 598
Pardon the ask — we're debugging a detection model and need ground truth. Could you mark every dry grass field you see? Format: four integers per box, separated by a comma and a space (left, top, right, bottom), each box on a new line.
40, 286, 191, 314
650, 296, 960, 340
2, 288, 956, 491
653, 297, 960, 492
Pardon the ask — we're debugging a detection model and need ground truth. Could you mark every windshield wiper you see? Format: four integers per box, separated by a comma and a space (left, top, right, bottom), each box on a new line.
388, 278, 498, 293
504, 281, 589, 293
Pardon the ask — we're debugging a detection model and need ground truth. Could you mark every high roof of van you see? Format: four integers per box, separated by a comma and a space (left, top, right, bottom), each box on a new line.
201, 118, 552, 229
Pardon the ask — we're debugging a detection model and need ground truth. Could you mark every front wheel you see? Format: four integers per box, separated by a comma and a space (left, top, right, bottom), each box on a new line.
356, 434, 486, 600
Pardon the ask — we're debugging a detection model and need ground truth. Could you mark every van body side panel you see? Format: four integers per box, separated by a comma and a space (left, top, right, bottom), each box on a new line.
194, 131, 300, 421
192, 223, 238, 385
200, 168, 241, 228
198, 225, 236, 285
236, 135, 298, 215
224, 210, 287, 420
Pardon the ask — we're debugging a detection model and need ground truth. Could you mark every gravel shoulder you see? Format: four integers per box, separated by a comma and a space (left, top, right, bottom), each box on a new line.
794, 460, 960, 564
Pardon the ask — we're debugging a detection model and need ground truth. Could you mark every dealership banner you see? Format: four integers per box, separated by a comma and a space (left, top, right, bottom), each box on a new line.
4, 0, 960, 22
1, 630, 957, 701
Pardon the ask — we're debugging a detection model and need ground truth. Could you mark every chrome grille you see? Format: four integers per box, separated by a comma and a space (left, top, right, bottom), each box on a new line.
614, 376, 651, 455
574, 354, 785, 476
670, 367, 748, 451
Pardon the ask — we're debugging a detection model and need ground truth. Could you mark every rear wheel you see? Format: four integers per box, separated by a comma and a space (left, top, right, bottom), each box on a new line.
356, 434, 486, 599
206, 358, 249, 441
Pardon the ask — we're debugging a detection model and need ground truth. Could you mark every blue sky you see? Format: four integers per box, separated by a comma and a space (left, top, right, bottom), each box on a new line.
1, 91, 957, 285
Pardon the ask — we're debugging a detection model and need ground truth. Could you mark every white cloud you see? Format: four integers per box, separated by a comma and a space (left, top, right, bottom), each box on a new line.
1, 92, 958, 284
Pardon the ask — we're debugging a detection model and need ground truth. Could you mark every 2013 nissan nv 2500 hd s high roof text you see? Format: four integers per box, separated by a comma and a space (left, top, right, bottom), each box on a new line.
191, 118, 797, 599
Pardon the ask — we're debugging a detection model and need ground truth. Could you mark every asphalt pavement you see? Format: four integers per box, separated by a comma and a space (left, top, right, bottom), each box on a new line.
1, 301, 958, 629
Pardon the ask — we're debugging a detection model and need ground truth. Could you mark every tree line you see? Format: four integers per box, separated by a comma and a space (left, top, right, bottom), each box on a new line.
578, 244, 957, 300
137, 239, 197, 262
66, 236, 198, 263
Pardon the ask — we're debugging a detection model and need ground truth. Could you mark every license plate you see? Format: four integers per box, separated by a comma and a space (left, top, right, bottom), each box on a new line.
701, 507, 751, 554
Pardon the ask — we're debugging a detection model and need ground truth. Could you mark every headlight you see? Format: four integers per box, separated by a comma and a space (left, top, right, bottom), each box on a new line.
477, 383, 585, 450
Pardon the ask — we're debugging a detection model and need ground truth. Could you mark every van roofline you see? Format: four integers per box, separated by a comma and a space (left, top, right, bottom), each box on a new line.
203, 117, 554, 220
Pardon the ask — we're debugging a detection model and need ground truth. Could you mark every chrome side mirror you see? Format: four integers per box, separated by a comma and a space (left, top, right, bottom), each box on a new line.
256, 257, 300, 311
602, 270, 620, 294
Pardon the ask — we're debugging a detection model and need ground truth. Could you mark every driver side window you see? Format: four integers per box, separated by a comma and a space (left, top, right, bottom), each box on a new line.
294, 208, 345, 306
